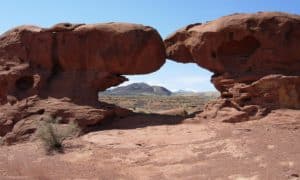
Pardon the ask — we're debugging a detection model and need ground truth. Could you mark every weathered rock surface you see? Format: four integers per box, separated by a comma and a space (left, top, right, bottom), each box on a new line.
165, 12, 300, 76
165, 12, 300, 122
0, 22, 165, 143
0, 96, 132, 144
1, 108, 300, 179
0, 22, 165, 104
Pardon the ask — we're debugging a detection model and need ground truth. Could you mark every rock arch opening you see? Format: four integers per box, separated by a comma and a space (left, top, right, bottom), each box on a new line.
98, 60, 219, 116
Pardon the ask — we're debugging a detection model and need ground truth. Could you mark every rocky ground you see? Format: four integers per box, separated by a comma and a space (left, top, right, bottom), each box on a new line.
1, 109, 300, 180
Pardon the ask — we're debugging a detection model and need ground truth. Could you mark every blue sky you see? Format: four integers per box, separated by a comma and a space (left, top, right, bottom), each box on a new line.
1, 0, 300, 91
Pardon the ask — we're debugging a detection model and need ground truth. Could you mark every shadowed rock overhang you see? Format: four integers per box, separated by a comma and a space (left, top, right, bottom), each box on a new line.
165, 12, 300, 122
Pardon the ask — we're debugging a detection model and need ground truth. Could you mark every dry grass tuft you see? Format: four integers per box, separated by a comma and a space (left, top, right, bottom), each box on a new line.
0, 137, 3, 146
35, 115, 80, 153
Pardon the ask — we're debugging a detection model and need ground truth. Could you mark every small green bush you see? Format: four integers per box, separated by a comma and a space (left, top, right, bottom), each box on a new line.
36, 115, 79, 153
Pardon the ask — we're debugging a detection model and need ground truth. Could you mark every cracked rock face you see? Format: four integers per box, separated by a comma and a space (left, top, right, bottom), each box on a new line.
165, 12, 300, 122
0, 22, 165, 143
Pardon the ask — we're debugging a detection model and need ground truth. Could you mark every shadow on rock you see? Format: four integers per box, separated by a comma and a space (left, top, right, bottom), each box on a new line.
86, 112, 196, 132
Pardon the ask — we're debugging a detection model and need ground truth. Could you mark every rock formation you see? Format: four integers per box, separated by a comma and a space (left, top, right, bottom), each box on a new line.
2, 12, 300, 143
0, 22, 166, 143
165, 12, 300, 122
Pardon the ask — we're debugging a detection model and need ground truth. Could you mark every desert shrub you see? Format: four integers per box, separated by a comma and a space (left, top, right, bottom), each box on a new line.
35, 115, 79, 153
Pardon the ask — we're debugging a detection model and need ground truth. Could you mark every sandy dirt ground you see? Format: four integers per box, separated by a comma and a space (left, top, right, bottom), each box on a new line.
0, 109, 300, 180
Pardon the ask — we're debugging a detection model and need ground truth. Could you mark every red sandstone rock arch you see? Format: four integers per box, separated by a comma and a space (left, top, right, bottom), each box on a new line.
1, 11, 300, 144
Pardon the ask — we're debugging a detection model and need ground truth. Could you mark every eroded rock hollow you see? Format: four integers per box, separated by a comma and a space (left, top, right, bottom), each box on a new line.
165, 12, 300, 122
0, 22, 166, 143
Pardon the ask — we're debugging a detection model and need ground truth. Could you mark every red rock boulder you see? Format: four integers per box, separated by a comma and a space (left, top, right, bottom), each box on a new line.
165, 12, 300, 122
0, 22, 165, 104
165, 12, 300, 77
0, 22, 165, 143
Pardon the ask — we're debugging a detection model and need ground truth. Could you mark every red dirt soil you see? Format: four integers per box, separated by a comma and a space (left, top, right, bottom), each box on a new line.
1, 109, 300, 179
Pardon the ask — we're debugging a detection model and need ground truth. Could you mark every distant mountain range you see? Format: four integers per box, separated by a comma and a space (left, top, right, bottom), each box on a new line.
172, 90, 220, 97
99, 82, 219, 97
100, 83, 172, 96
